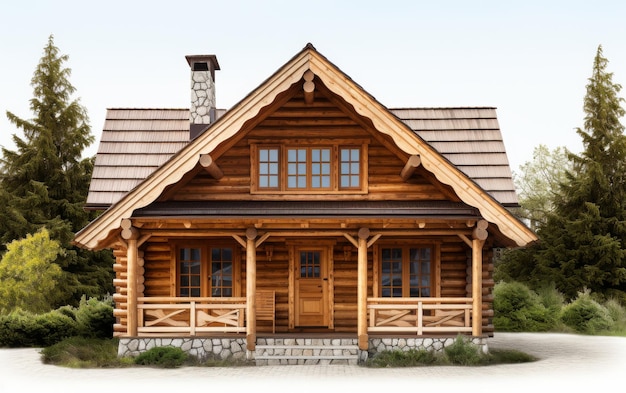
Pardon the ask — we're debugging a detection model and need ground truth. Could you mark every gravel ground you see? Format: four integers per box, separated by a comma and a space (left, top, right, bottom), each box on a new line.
1, 333, 624, 393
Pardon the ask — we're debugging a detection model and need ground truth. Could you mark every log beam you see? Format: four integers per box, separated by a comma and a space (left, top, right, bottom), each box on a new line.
245, 227, 257, 351
400, 155, 421, 181
303, 70, 315, 105
199, 154, 224, 180
471, 222, 487, 336
357, 227, 369, 350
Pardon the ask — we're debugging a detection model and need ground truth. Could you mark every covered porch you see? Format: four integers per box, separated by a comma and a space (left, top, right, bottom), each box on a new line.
116, 204, 490, 353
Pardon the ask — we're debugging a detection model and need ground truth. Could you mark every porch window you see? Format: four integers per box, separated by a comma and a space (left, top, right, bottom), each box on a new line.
380, 246, 432, 297
252, 142, 366, 193
176, 243, 237, 297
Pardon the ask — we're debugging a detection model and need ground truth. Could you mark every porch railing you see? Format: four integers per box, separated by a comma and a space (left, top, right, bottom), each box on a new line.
137, 297, 246, 335
367, 297, 473, 335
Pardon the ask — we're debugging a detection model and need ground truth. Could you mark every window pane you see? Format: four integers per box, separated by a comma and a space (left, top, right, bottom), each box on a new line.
300, 251, 321, 278
340, 148, 360, 189
259, 148, 279, 189
210, 247, 233, 298
179, 247, 201, 297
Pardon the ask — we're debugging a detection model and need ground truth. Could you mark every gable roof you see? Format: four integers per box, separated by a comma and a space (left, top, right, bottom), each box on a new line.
75, 44, 536, 249
86, 107, 517, 209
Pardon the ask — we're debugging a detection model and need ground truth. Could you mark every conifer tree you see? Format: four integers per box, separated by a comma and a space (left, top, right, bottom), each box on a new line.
0, 35, 113, 307
518, 46, 626, 301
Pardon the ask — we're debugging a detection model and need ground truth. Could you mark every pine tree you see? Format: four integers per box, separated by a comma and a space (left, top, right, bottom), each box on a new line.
534, 45, 626, 300
0, 35, 113, 306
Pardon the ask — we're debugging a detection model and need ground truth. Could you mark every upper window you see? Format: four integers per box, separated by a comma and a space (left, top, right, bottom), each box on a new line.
379, 246, 432, 297
252, 142, 367, 193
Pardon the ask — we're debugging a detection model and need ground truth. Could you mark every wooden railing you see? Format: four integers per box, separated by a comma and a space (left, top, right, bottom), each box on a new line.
137, 297, 247, 335
367, 297, 473, 335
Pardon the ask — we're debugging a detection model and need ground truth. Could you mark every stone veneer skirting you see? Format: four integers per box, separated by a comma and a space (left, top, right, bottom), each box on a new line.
118, 336, 489, 365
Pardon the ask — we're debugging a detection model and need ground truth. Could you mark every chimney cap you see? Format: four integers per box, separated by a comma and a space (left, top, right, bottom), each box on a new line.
185, 55, 220, 71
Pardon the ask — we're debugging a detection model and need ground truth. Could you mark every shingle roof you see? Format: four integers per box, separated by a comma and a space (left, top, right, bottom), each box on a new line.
85, 109, 191, 208
86, 107, 518, 209
389, 107, 518, 206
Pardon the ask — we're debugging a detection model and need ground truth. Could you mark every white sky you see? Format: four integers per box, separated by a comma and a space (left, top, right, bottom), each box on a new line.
1, 0, 625, 173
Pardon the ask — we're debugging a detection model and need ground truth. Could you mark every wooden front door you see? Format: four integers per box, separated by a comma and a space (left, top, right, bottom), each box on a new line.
294, 247, 329, 327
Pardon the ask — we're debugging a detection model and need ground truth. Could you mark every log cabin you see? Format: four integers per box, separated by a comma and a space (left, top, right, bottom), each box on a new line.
74, 43, 537, 364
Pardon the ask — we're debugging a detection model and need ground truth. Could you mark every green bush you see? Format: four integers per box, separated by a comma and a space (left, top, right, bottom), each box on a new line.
0, 309, 76, 347
366, 348, 437, 367
604, 298, 626, 333
443, 336, 482, 366
74, 296, 114, 339
0, 297, 113, 347
133, 346, 190, 368
493, 281, 558, 331
560, 290, 614, 334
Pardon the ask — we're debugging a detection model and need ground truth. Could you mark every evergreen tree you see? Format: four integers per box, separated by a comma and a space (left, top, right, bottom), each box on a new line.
0, 35, 113, 306
501, 45, 626, 301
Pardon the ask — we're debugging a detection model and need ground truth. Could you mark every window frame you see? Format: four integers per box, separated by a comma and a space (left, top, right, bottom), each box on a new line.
170, 240, 241, 298
374, 242, 440, 298
250, 139, 368, 194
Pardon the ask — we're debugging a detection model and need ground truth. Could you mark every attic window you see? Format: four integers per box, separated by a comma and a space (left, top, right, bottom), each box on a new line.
251, 141, 368, 194
193, 62, 209, 71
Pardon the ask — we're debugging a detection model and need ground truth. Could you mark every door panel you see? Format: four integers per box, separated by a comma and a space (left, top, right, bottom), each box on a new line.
295, 249, 328, 327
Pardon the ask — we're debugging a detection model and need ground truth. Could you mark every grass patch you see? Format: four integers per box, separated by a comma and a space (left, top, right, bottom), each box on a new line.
40, 337, 127, 368
364, 336, 537, 367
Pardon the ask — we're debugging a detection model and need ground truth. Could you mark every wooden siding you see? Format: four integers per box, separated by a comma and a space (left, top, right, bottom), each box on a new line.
166, 89, 452, 202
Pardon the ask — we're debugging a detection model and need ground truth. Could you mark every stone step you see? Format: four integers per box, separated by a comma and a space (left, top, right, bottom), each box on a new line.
254, 341, 361, 365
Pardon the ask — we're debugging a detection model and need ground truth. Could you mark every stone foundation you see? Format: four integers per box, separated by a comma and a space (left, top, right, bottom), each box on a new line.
118, 337, 248, 361
117, 336, 489, 364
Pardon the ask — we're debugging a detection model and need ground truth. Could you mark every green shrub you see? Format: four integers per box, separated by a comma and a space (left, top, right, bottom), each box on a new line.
604, 298, 626, 333
0, 297, 113, 348
134, 346, 190, 368
493, 281, 557, 331
443, 336, 482, 366
366, 348, 437, 367
74, 296, 114, 339
32, 311, 79, 347
0, 309, 76, 347
560, 290, 614, 334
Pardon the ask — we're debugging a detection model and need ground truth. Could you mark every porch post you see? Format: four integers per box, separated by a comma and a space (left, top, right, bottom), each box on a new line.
357, 227, 369, 350
245, 227, 257, 351
121, 219, 139, 337
471, 220, 488, 337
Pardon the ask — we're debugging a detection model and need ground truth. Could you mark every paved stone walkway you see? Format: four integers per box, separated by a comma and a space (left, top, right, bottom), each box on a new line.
1, 333, 625, 392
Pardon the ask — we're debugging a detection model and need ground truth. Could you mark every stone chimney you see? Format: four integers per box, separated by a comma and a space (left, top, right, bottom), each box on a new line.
185, 54, 220, 139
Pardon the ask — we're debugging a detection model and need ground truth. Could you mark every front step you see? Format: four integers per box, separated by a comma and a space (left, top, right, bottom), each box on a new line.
254, 337, 361, 365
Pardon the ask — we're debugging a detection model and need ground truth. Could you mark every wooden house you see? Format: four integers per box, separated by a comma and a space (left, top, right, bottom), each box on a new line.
74, 44, 536, 364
